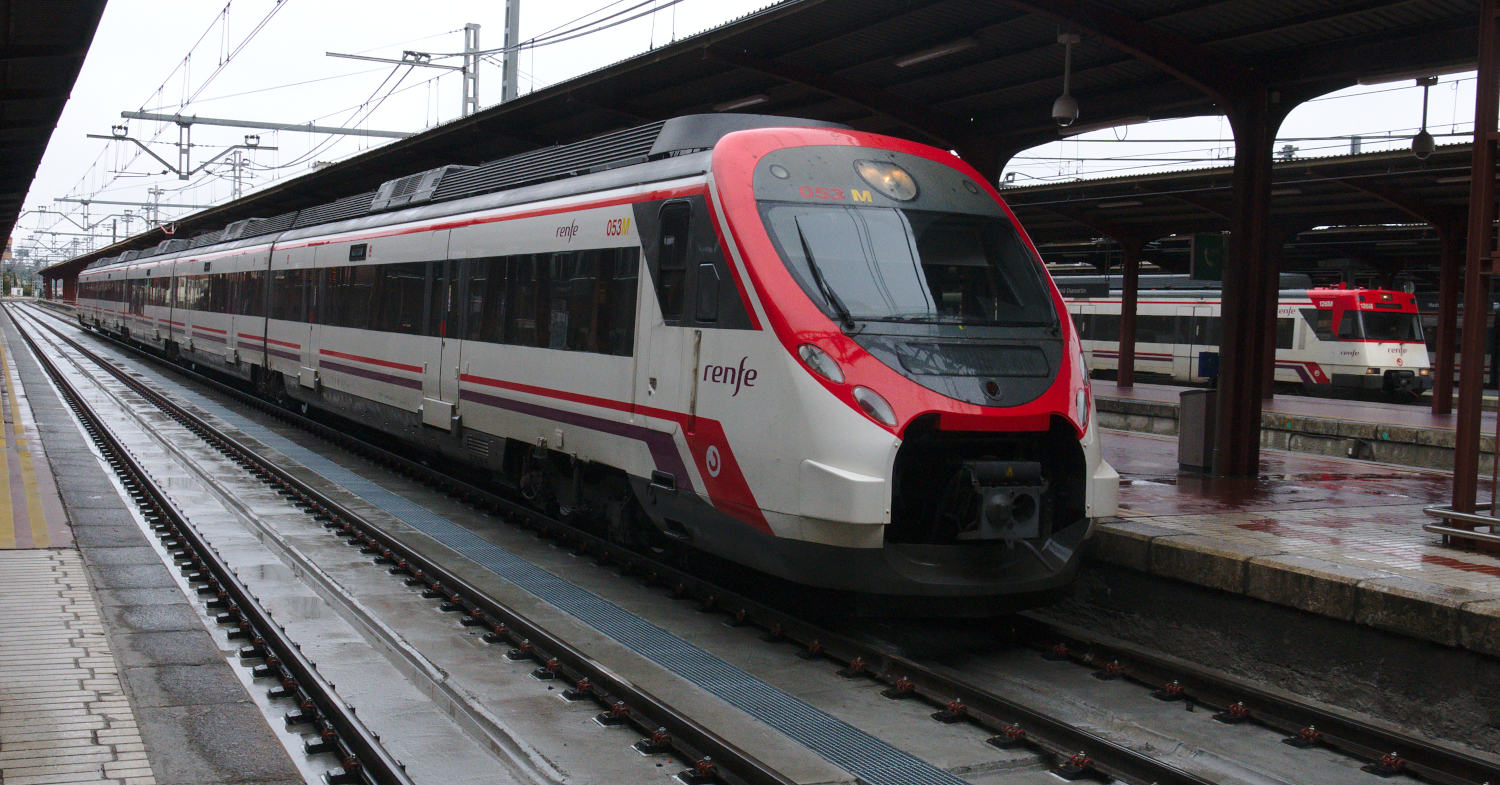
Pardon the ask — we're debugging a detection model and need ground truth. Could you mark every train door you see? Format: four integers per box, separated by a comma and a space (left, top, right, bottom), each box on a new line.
1173, 305, 1213, 381
421, 255, 461, 430
299, 265, 320, 389
635, 201, 694, 450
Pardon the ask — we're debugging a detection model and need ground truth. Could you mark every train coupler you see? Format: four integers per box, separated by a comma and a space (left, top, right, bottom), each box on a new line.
1361, 752, 1405, 777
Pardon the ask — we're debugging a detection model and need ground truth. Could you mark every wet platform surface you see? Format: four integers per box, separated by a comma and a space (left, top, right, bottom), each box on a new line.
1102, 429, 1500, 655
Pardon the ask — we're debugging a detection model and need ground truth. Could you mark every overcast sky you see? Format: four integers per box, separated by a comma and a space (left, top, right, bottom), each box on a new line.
11, 0, 1480, 263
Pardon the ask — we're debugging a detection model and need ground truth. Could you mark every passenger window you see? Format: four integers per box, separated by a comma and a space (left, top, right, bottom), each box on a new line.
655, 202, 690, 321
1276, 318, 1294, 349
1336, 311, 1360, 340
1302, 308, 1334, 340
695, 263, 720, 323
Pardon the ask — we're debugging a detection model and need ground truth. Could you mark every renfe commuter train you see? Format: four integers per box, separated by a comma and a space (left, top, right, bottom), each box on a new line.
74, 114, 1117, 605
1060, 275, 1431, 398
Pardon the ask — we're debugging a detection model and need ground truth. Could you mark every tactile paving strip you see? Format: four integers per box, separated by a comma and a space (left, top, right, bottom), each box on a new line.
162, 382, 970, 785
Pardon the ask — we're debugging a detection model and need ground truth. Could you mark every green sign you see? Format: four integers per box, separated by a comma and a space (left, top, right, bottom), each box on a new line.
1191, 233, 1226, 282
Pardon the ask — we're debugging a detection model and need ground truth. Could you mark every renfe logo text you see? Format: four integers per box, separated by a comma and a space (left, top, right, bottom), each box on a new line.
703, 356, 758, 397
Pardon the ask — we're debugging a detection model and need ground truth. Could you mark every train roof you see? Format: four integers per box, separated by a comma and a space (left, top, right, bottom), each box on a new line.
80, 114, 845, 275
1054, 273, 1314, 298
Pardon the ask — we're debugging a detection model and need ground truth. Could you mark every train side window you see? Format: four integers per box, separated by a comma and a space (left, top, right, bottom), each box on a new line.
466, 258, 507, 343
695, 263, 720, 323
1201, 316, 1221, 347
1136, 314, 1174, 343
655, 202, 690, 321
270, 269, 303, 321
373, 262, 426, 335
1276, 317, 1294, 349
604, 248, 639, 355
1093, 314, 1120, 342
506, 254, 549, 348
1301, 308, 1334, 340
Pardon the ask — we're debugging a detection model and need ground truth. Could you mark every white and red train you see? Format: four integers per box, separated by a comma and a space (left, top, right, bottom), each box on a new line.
1061, 276, 1431, 398
75, 115, 1117, 604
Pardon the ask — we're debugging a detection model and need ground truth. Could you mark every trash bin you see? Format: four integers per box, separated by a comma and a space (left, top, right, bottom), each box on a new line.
1178, 389, 1216, 473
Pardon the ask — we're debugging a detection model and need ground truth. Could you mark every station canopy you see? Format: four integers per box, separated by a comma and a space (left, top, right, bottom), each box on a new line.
39, 0, 1482, 279
1, 0, 109, 251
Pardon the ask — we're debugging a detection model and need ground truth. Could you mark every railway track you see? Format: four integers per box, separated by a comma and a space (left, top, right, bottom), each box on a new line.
25, 301, 1497, 785
8, 306, 416, 785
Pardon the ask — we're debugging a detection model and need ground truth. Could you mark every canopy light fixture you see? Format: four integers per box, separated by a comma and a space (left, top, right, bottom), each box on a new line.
1052, 32, 1081, 128
1097, 199, 1143, 209
714, 94, 769, 112
894, 37, 978, 68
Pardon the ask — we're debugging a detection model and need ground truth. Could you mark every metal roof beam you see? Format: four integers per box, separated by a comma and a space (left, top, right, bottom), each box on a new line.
1306, 166, 1461, 226
701, 45, 971, 148
1001, 0, 1255, 105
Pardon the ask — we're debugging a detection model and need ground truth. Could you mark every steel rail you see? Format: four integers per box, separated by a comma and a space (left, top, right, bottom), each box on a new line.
5, 305, 417, 785
15, 305, 793, 785
1010, 614, 1499, 785
27, 305, 1219, 785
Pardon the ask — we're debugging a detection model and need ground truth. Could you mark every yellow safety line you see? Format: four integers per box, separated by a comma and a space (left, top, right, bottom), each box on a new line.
0, 337, 14, 549
7, 338, 49, 548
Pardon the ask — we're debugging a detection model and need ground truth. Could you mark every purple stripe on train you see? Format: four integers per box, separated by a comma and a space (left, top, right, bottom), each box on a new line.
459, 388, 691, 489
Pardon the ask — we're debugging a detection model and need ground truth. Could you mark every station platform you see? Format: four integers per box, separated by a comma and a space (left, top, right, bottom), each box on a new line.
1095, 378, 1496, 472
0, 310, 301, 785
1099, 429, 1500, 657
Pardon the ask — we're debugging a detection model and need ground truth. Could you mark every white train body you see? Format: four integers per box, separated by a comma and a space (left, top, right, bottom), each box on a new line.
77, 116, 1116, 605
1063, 281, 1431, 396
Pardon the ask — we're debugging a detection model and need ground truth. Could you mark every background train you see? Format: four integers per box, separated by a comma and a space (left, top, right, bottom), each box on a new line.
1060, 275, 1431, 398
74, 114, 1117, 606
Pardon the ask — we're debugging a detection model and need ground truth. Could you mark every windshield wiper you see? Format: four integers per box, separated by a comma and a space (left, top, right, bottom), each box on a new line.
796, 229, 858, 332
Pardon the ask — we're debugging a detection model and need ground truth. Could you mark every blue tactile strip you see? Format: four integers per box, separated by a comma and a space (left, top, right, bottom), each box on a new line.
155, 379, 971, 785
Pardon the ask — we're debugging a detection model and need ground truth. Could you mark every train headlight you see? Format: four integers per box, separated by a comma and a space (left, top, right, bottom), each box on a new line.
798, 343, 844, 384
1076, 387, 1090, 432
1419, 368, 1431, 376
854, 160, 918, 201
853, 386, 897, 427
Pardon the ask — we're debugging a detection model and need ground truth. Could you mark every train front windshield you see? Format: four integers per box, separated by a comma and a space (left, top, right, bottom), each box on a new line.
760, 204, 1058, 328
1351, 311, 1425, 343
